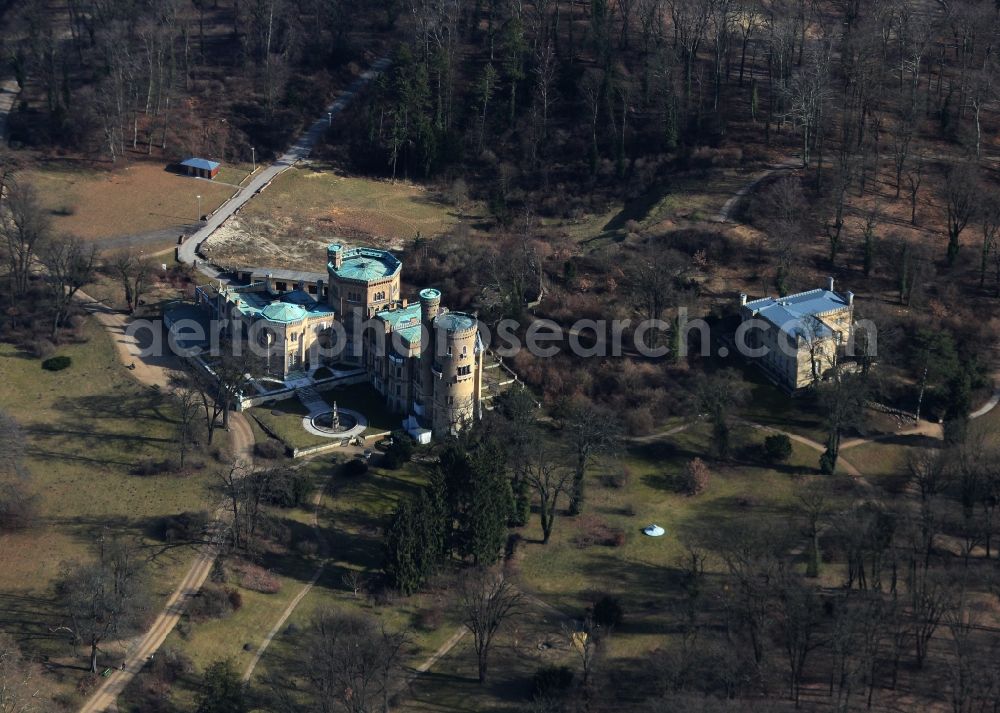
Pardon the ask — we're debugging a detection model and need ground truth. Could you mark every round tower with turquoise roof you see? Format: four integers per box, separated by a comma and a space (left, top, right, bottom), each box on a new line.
426, 303, 481, 438
326, 242, 402, 319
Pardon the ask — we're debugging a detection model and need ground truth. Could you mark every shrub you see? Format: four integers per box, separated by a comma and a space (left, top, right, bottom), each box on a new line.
227, 589, 243, 611
254, 440, 284, 460
573, 516, 627, 549
592, 595, 624, 628
235, 563, 281, 594
150, 647, 194, 683
382, 431, 414, 470
187, 585, 236, 621
416, 606, 444, 631
41, 355, 71, 371
343, 458, 369, 476
261, 468, 312, 507
763, 434, 793, 463
624, 407, 655, 436
601, 466, 631, 489
678, 457, 710, 496
210, 558, 228, 583
295, 539, 318, 557
132, 458, 180, 476
157, 511, 210, 542
532, 665, 574, 700
28, 339, 55, 359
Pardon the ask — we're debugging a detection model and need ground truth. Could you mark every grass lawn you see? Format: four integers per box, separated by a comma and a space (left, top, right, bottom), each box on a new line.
23, 160, 235, 240
247, 457, 463, 708
0, 319, 221, 704
246, 165, 460, 242
511, 423, 855, 662
844, 438, 927, 493
398, 595, 577, 713
736, 372, 829, 445
544, 167, 752, 248
136, 455, 462, 711
121, 462, 339, 712
249, 398, 323, 452
250, 384, 401, 452
201, 164, 466, 270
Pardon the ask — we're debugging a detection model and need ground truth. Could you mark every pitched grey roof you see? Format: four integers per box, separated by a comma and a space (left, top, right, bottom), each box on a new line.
745, 288, 849, 341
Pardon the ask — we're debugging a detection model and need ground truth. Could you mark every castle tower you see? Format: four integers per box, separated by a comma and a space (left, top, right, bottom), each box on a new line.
430, 311, 480, 438
326, 244, 343, 310
418, 288, 441, 425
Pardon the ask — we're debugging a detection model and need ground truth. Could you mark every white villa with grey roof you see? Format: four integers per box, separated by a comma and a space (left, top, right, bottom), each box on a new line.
738, 278, 855, 391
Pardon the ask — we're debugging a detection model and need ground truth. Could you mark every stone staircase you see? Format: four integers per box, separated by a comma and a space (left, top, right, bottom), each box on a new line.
296, 386, 328, 416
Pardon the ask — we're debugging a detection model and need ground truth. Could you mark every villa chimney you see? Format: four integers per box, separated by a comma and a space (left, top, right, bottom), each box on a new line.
402, 298, 408, 308
316, 279, 324, 298
739, 293, 747, 307
827, 276, 835, 292
847, 291, 854, 306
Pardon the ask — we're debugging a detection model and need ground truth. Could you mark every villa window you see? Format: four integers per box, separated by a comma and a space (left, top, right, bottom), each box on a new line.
291, 333, 298, 343
458, 365, 471, 376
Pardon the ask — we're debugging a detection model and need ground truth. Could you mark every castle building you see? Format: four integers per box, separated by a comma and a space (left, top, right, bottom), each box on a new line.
195, 243, 484, 440
737, 278, 855, 391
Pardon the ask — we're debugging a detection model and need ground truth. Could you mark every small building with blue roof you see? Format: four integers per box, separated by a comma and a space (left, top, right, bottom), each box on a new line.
738, 278, 855, 391
179, 157, 221, 179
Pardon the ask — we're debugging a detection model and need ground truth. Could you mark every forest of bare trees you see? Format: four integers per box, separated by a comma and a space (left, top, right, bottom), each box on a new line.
5, 0, 385, 161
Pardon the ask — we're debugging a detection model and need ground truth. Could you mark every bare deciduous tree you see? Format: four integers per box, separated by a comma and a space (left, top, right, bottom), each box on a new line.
39, 235, 97, 338
108, 248, 153, 314
1, 183, 50, 300
943, 161, 978, 266
0, 632, 40, 713
523, 442, 573, 544
55, 536, 150, 673
978, 192, 1000, 288
288, 609, 407, 713
458, 567, 523, 684
562, 401, 621, 515
168, 374, 203, 470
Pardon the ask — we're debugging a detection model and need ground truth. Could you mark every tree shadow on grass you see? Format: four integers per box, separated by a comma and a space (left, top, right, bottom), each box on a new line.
62, 390, 175, 427
23, 392, 178, 466
24, 445, 135, 468
0, 591, 68, 649
863, 433, 941, 450
255, 515, 323, 585
315, 518, 383, 572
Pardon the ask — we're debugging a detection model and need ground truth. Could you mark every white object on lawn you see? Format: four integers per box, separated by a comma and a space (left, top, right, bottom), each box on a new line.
643, 524, 666, 537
